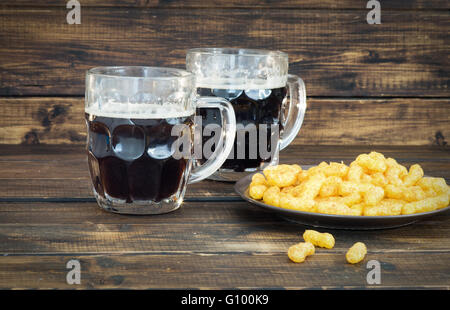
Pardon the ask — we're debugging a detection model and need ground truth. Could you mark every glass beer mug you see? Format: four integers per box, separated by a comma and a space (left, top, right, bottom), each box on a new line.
186, 48, 307, 181
85, 66, 236, 214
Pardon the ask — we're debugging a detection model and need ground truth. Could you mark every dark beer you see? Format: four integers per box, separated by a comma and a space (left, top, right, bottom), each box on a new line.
197, 86, 287, 172
85, 113, 194, 203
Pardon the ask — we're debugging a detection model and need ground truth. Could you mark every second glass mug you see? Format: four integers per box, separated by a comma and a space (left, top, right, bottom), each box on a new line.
85, 66, 236, 214
187, 48, 307, 181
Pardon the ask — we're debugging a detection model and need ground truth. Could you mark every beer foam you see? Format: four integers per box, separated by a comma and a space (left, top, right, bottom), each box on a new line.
85, 102, 195, 119
194, 76, 287, 90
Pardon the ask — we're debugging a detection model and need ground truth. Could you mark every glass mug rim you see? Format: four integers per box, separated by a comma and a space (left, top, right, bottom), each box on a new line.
87, 66, 195, 83
187, 47, 288, 59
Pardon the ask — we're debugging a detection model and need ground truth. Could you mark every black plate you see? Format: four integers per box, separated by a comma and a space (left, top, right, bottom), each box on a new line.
234, 172, 450, 230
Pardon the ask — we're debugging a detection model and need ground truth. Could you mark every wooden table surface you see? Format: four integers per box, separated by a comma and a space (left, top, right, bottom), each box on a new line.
0, 144, 449, 289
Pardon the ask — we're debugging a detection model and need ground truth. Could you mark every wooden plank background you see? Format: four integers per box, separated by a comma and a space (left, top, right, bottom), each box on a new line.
1, 1, 449, 9
0, 1, 449, 145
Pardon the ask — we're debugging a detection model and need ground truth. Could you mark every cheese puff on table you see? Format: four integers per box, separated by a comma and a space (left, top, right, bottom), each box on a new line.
346, 242, 367, 264
288, 242, 315, 263
303, 230, 335, 249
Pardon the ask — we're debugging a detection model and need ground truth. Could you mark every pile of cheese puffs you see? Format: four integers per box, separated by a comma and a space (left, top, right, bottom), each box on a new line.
248, 152, 450, 216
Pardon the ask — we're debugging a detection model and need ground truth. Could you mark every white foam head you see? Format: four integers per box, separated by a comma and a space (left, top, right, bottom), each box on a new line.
186, 48, 289, 90
85, 66, 196, 119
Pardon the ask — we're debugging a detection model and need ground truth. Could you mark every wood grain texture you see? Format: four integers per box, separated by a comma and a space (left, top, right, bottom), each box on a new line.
0, 97, 449, 145
0, 144, 449, 289
0, 200, 448, 288
0, 144, 448, 199
0, 8, 448, 97
0, 201, 448, 254
0, 252, 449, 289
2, 0, 449, 9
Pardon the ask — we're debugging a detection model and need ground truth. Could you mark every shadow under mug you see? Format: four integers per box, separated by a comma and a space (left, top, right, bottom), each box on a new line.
85, 66, 236, 214
187, 48, 307, 181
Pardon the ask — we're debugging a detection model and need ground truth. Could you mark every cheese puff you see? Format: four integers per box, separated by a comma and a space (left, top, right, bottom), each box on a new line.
371, 172, 388, 187
385, 157, 397, 167
416, 177, 433, 190
290, 164, 303, 174
402, 193, 449, 215
288, 242, 315, 263
385, 184, 426, 202
339, 182, 383, 206
296, 170, 309, 184
307, 162, 328, 176
323, 162, 349, 177
402, 186, 427, 202
398, 166, 409, 178
346, 242, 367, 264
264, 165, 298, 187
279, 194, 317, 213
386, 158, 408, 177
303, 230, 335, 249
369, 151, 386, 162
319, 176, 343, 198
403, 164, 424, 187
417, 177, 449, 195
281, 186, 294, 194
361, 173, 372, 183
424, 188, 439, 198
339, 181, 362, 196
363, 185, 385, 206
385, 164, 404, 186
262, 186, 281, 207
315, 196, 344, 204
341, 192, 363, 206
350, 203, 366, 215
363, 199, 404, 216
355, 153, 386, 173
298, 173, 326, 200
291, 173, 326, 198
317, 200, 361, 216
251, 173, 268, 185
347, 162, 364, 183
249, 184, 268, 200
315, 194, 362, 209
290, 182, 306, 197
384, 184, 404, 200
430, 177, 449, 194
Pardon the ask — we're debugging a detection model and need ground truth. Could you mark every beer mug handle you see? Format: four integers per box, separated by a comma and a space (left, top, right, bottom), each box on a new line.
188, 97, 236, 184
280, 74, 307, 150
